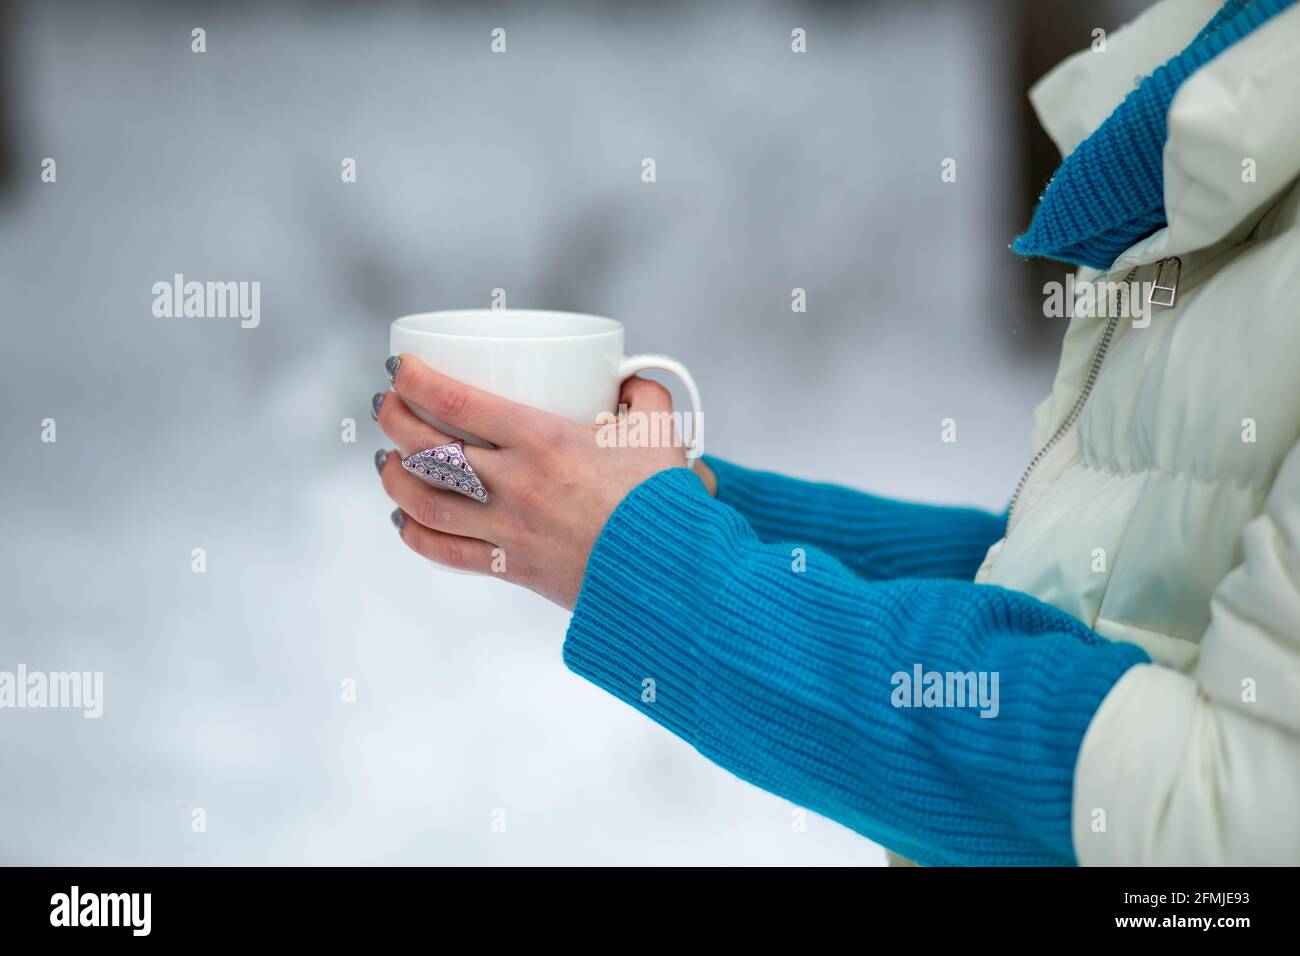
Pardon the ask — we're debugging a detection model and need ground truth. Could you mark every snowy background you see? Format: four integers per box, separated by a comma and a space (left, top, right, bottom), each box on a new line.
0, 0, 1121, 864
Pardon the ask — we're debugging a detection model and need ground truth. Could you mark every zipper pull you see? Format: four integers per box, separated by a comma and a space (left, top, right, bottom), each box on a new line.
1146, 256, 1182, 309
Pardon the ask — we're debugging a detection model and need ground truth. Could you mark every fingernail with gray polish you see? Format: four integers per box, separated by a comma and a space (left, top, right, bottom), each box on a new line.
391, 509, 406, 532
385, 355, 400, 382
371, 392, 385, 420
374, 449, 388, 475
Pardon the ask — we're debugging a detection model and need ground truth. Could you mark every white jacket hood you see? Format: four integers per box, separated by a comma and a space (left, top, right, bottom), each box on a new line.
1029, 0, 1300, 271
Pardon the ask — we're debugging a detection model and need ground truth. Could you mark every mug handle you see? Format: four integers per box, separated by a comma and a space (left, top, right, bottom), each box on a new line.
617, 354, 704, 460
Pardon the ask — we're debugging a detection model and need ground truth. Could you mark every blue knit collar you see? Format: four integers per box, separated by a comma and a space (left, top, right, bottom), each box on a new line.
1012, 0, 1296, 271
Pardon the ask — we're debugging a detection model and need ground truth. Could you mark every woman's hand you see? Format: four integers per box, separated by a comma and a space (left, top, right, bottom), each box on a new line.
693, 458, 717, 496
374, 354, 701, 609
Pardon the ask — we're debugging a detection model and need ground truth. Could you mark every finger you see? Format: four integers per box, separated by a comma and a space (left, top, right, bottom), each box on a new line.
391, 508, 501, 574
377, 451, 500, 539
375, 389, 504, 466
390, 354, 537, 448
618, 376, 679, 448
620, 375, 673, 414
692, 458, 718, 496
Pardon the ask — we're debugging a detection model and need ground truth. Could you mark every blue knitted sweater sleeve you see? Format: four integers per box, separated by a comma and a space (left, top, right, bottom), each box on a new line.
703, 456, 1005, 581
564, 468, 1150, 866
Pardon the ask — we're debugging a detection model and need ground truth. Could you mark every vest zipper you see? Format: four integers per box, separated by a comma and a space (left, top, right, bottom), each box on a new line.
1005, 261, 1178, 535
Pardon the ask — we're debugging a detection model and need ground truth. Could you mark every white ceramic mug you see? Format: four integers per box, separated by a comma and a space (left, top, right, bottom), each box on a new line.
389, 309, 703, 458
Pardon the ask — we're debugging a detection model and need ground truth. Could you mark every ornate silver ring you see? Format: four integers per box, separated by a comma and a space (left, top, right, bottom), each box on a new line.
401, 442, 489, 503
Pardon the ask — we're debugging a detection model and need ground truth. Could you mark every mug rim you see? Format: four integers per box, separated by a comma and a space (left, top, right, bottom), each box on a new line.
392, 308, 623, 343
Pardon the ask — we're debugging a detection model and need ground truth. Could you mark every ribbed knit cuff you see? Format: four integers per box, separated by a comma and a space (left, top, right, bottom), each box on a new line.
565, 467, 1150, 865
704, 456, 1004, 581
565, 467, 746, 748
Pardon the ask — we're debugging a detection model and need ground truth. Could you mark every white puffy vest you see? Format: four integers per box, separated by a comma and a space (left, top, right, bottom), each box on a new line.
974, 0, 1300, 864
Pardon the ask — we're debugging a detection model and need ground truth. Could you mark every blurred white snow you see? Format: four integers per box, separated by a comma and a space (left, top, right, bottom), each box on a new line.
0, 0, 1059, 864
